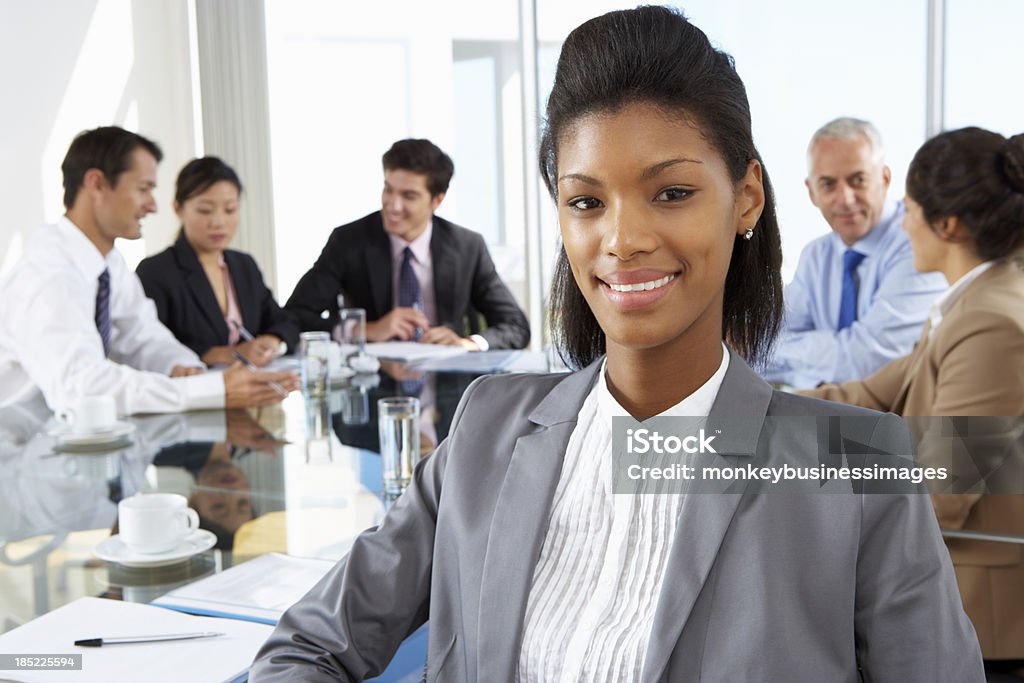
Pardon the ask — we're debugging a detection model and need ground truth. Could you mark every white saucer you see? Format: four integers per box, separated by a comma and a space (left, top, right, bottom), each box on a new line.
50, 421, 135, 450
329, 365, 356, 386
94, 529, 217, 567
349, 354, 380, 374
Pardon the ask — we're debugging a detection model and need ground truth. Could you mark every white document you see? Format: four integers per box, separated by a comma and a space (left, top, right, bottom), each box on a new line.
412, 350, 523, 373
0, 597, 272, 683
363, 341, 466, 363
152, 553, 337, 624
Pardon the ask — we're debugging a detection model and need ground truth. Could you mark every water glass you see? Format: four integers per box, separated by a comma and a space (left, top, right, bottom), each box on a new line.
378, 397, 420, 495
340, 385, 369, 425
300, 331, 331, 396
339, 308, 367, 354
304, 395, 332, 463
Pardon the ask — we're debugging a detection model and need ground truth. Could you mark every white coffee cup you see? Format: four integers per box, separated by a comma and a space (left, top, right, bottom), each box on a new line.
118, 493, 199, 554
60, 395, 117, 434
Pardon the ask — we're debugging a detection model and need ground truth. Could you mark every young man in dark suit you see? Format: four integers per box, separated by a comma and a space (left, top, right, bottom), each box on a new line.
284, 139, 529, 351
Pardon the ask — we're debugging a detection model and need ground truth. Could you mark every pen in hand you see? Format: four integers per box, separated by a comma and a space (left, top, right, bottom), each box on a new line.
74, 631, 225, 647
231, 350, 289, 398
412, 301, 425, 342
231, 320, 277, 363
233, 320, 256, 343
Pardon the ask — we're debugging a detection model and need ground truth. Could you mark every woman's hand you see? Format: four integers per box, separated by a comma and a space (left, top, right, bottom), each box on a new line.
201, 335, 281, 368
236, 335, 280, 367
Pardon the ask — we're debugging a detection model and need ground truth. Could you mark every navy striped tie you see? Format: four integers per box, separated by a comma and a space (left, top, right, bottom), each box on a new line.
398, 247, 423, 341
95, 268, 112, 356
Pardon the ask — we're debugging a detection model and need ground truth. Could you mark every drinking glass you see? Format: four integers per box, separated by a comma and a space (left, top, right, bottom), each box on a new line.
300, 331, 331, 397
339, 308, 367, 355
304, 395, 332, 463
378, 397, 420, 494
340, 385, 369, 425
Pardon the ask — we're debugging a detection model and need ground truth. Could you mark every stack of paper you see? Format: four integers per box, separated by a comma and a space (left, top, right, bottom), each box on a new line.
363, 341, 466, 363
152, 553, 337, 624
0, 597, 273, 683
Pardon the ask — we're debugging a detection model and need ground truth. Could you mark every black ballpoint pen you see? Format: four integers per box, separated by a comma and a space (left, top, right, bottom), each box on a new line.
75, 631, 224, 647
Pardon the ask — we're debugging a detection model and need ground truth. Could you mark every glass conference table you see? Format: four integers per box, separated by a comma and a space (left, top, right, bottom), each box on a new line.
0, 355, 549, 681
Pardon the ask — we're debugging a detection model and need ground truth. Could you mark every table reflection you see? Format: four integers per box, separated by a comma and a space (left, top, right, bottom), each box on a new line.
332, 365, 482, 455
0, 363, 520, 634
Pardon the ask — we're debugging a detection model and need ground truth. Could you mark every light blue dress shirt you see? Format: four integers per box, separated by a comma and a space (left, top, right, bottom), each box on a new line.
763, 201, 947, 388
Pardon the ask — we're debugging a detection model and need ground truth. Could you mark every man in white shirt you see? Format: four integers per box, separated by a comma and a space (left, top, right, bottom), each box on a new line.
0, 126, 298, 415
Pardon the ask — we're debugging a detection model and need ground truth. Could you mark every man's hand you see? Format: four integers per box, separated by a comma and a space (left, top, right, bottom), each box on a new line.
236, 335, 280, 367
223, 362, 300, 407
170, 365, 205, 377
419, 326, 477, 349
366, 307, 430, 342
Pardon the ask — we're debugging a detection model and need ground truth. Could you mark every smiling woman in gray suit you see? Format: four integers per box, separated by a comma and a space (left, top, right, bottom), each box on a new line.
251, 7, 982, 682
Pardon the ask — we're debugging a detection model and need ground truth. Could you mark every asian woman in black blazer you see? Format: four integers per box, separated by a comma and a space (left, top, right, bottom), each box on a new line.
137, 157, 298, 367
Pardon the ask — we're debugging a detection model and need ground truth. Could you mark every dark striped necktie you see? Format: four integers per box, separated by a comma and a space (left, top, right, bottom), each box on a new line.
398, 246, 424, 341
95, 268, 112, 356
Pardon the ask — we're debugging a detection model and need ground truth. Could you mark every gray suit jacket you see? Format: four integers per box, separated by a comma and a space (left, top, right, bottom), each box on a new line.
250, 351, 983, 682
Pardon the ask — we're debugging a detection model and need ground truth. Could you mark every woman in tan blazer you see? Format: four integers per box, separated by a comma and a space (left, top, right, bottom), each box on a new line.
807, 127, 1024, 662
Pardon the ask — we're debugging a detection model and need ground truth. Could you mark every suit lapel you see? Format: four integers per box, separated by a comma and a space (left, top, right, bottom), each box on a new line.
641, 351, 770, 683
430, 221, 457, 328
476, 365, 600, 682
224, 251, 256, 330
174, 236, 228, 340
364, 216, 392, 318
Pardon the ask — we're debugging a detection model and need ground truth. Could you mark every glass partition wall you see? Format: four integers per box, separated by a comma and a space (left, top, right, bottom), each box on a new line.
264, 0, 1009, 347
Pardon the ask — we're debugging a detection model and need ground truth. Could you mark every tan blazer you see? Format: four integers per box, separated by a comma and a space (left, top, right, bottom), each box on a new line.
807, 258, 1024, 658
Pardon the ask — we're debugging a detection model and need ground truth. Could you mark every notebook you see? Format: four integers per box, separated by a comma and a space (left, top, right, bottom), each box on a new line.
151, 553, 336, 624
0, 597, 273, 683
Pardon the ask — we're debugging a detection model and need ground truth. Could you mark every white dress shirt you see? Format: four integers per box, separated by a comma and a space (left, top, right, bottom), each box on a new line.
0, 217, 224, 415
516, 345, 730, 683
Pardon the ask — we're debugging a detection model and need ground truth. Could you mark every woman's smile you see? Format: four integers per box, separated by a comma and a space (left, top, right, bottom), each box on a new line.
598, 270, 679, 310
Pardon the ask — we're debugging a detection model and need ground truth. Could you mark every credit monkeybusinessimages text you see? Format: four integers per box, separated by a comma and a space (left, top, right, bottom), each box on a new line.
626, 462, 948, 484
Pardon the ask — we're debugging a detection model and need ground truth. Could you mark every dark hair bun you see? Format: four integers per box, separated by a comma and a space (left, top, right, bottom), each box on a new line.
1003, 134, 1024, 193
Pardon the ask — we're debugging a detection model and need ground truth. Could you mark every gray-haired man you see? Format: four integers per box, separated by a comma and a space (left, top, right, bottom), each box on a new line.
763, 117, 947, 388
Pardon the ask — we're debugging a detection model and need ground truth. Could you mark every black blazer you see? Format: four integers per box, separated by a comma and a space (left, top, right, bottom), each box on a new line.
136, 235, 300, 358
283, 212, 530, 350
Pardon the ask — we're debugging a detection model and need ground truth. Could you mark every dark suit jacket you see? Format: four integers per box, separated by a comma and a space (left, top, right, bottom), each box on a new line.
251, 351, 982, 682
136, 235, 299, 358
283, 212, 529, 350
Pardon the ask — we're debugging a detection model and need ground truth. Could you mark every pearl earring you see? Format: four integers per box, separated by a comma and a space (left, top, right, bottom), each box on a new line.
743, 228, 754, 241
